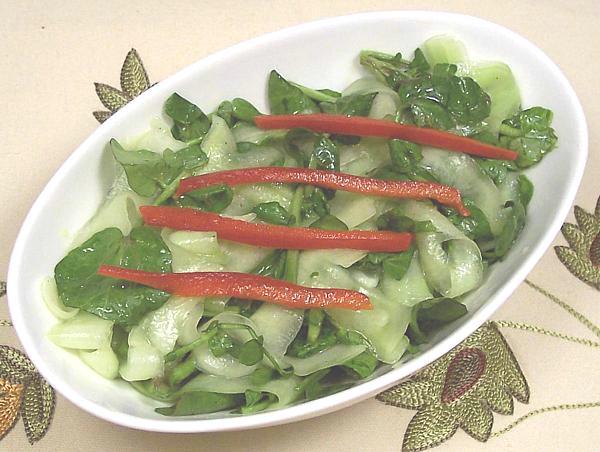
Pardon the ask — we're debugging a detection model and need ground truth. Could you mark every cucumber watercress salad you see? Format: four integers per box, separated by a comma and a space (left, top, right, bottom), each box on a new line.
43, 35, 557, 416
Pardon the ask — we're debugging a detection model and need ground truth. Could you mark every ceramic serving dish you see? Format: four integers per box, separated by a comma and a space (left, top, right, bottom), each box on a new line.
7, 11, 587, 432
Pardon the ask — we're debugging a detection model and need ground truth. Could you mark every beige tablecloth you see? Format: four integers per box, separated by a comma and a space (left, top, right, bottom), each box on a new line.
1, 1, 599, 451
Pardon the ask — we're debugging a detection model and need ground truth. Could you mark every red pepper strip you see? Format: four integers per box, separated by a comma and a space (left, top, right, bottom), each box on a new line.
140, 205, 413, 252
254, 114, 518, 161
98, 265, 372, 310
176, 167, 469, 216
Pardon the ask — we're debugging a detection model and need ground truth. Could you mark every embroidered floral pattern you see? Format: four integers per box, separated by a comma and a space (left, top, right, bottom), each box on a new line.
377, 323, 529, 451
93, 48, 152, 123
555, 195, 600, 289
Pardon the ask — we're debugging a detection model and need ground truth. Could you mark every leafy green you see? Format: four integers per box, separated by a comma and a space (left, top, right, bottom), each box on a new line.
518, 175, 534, 208
353, 247, 415, 281
309, 215, 348, 231
208, 331, 237, 357
216, 101, 234, 127
268, 70, 319, 115
498, 107, 558, 168
250, 367, 275, 386
343, 351, 378, 379
320, 93, 377, 117
164, 93, 211, 142
407, 298, 468, 345
110, 139, 207, 201
376, 208, 436, 233
252, 202, 292, 225
156, 391, 243, 416
54, 227, 172, 325
360, 48, 430, 90
237, 338, 264, 366
253, 251, 287, 279
312, 136, 339, 172
301, 188, 330, 220
398, 63, 491, 130
493, 200, 526, 259
306, 309, 325, 344
440, 199, 493, 241
231, 98, 262, 122
179, 184, 233, 212
476, 158, 517, 186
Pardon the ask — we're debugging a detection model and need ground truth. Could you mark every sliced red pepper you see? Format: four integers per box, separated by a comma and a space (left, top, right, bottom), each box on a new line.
98, 265, 372, 310
254, 114, 518, 161
176, 167, 469, 216
140, 205, 413, 252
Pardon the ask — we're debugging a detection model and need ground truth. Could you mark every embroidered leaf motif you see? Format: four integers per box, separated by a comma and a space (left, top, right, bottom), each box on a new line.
93, 111, 112, 124
94, 83, 129, 112
555, 196, 600, 290
0, 378, 24, 441
0, 346, 36, 384
377, 323, 528, 451
0, 281, 5, 298
0, 346, 56, 443
456, 400, 493, 442
120, 48, 150, 98
93, 49, 152, 123
403, 407, 458, 452
21, 376, 55, 444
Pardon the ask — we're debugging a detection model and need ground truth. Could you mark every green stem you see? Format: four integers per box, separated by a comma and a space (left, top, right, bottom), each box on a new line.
284, 186, 305, 283
153, 170, 189, 205
289, 82, 338, 103
498, 123, 522, 137
167, 355, 198, 387
218, 322, 290, 376
165, 328, 217, 363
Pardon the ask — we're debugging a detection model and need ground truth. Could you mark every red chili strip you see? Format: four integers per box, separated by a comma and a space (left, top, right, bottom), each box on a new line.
254, 114, 518, 161
176, 167, 469, 216
140, 205, 413, 252
98, 265, 372, 311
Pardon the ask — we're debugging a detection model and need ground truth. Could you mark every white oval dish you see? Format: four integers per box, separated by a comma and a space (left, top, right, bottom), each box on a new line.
8, 11, 587, 432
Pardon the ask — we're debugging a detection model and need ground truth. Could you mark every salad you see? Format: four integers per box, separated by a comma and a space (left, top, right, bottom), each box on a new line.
43, 35, 557, 416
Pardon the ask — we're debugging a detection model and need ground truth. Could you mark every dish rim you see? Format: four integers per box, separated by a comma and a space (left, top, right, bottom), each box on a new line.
7, 10, 588, 432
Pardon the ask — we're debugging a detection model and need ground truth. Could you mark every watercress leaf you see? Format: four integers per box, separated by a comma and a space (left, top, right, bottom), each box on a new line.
312, 136, 339, 171
55, 226, 172, 325
518, 175, 534, 208
250, 367, 275, 386
441, 200, 492, 241
244, 389, 263, 407
389, 139, 423, 173
410, 98, 455, 130
331, 93, 377, 117
499, 107, 558, 168
232, 98, 261, 122
342, 351, 378, 379
381, 246, 415, 280
494, 199, 526, 258
252, 201, 292, 225
376, 209, 415, 232
268, 70, 319, 115
110, 139, 164, 197
407, 298, 467, 344
309, 215, 348, 231
238, 338, 264, 366
162, 144, 208, 171
306, 309, 325, 344
301, 188, 330, 220
446, 75, 491, 124
253, 251, 287, 279
408, 48, 430, 75
182, 184, 233, 212
236, 142, 261, 154
164, 93, 210, 142
216, 101, 234, 127
208, 331, 237, 357
156, 391, 243, 416
475, 158, 517, 185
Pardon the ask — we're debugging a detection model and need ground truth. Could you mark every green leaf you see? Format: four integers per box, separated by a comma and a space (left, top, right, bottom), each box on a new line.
343, 351, 378, 379
301, 188, 330, 220
493, 200, 526, 258
163, 144, 208, 170
441, 200, 492, 241
216, 100, 234, 127
359, 48, 429, 90
389, 139, 423, 174
409, 98, 454, 130
208, 331, 237, 357
312, 136, 339, 171
164, 93, 211, 142
407, 298, 468, 344
323, 93, 377, 117
232, 98, 261, 122
252, 201, 292, 225
238, 338, 264, 366
476, 158, 516, 185
309, 214, 348, 231
253, 250, 287, 279
244, 389, 263, 407
156, 391, 243, 416
307, 309, 325, 344
518, 175, 534, 208
499, 107, 558, 168
94, 82, 129, 112
120, 48, 150, 98
268, 70, 319, 115
250, 367, 275, 386
54, 226, 172, 325
181, 184, 233, 213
